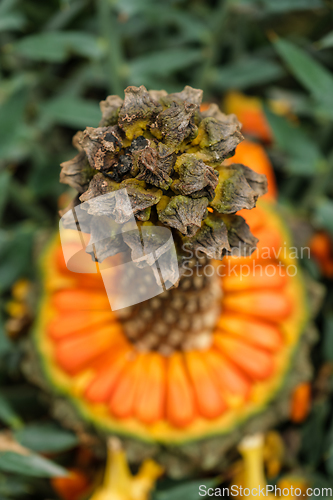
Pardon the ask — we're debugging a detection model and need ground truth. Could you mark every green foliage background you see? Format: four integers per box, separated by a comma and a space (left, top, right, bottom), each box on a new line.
0, 0, 333, 498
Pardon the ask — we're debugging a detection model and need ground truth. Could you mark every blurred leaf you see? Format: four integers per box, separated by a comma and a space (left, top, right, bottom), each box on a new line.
214, 57, 284, 90
309, 472, 333, 495
264, 106, 324, 175
322, 315, 333, 363
301, 400, 330, 467
0, 473, 32, 497
327, 447, 333, 477
302, 253, 321, 281
135, 7, 209, 44
28, 155, 66, 197
45, 0, 88, 31
115, 0, 156, 16
0, 171, 11, 223
170, 13, 210, 44
232, 0, 325, 11
0, 91, 29, 162
314, 198, 333, 234
316, 31, 333, 50
129, 48, 203, 83
13, 33, 66, 63
0, 0, 14, 15
97, 0, 125, 95
6, 177, 51, 223
273, 37, 333, 112
13, 31, 103, 62
327, 414, 333, 477
0, 13, 25, 32
15, 423, 78, 453
0, 223, 35, 293
61, 32, 104, 60
0, 452, 67, 478
0, 394, 23, 430
1, 386, 45, 420
0, 312, 12, 355
42, 96, 101, 128
154, 479, 217, 500
262, 0, 324, 12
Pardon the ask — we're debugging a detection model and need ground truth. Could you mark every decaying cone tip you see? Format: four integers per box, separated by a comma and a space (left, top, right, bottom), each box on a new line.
60, 85, 267, 278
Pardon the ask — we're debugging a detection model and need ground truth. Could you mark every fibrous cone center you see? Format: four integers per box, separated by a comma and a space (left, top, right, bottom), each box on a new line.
117, 254, 222, 355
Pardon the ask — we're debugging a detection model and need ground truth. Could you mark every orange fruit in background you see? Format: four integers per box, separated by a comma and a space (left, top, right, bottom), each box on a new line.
51, 469, 90, 500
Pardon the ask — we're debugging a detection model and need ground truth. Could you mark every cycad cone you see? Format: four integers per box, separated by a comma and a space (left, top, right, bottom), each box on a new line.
30, 92, 312, 477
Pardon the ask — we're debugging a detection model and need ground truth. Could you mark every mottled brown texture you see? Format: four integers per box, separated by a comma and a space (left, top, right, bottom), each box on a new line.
79, 126, 123, 171
99, 95, 123, 127
211, 164, 267, 214
118, 85, 162, 139
222, 213, 259, 256
182, 214, 230, 260
238, 163, 268, 198
154, 99, 197, 149
157, 195, 208, 236
195, 115, 243, 163
136, 143, 175, 190
80, 172, 119, 201
171, 154, 218, 199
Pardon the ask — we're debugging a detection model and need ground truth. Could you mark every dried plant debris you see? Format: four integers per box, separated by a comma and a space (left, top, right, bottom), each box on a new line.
60, 85, 267, 265
80, 172, 118, 202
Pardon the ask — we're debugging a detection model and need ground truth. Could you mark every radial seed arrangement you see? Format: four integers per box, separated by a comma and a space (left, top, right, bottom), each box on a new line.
31, 86, 310, 477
